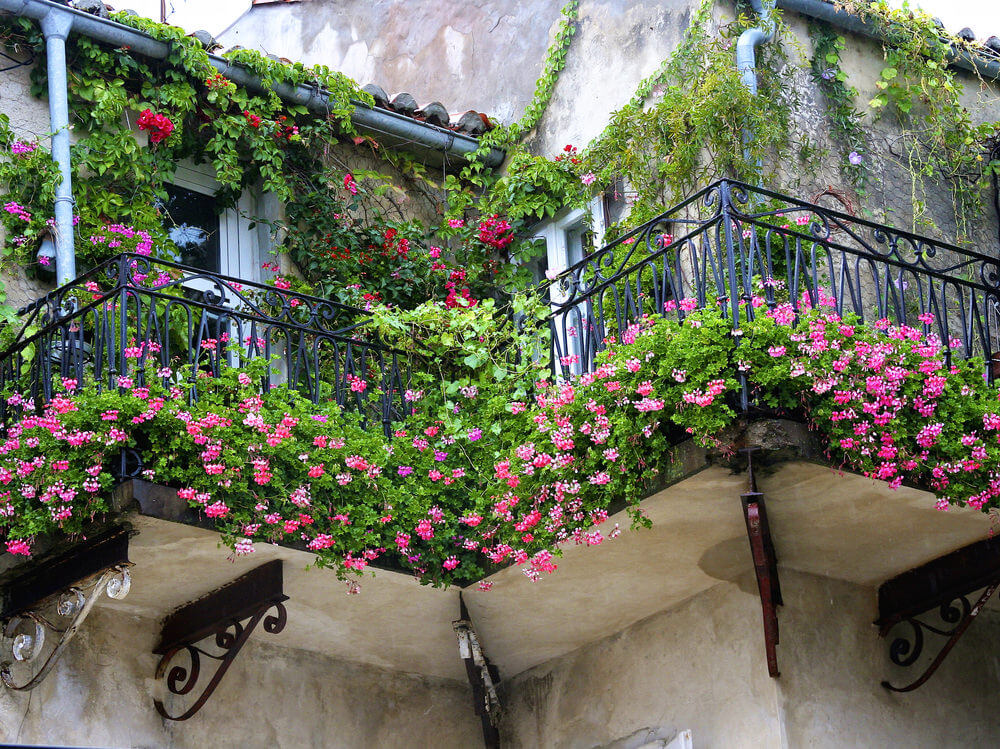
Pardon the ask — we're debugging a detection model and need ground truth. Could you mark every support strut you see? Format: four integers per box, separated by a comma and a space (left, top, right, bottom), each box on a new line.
453, 594, 501, 748
877, 535, 1000, 692
741, 447, 782, 678
152, 560, 288, 720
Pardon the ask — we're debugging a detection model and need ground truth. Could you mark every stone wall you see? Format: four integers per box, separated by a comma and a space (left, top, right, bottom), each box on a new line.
499, 568, 1000, 748
0, 607, 481, 749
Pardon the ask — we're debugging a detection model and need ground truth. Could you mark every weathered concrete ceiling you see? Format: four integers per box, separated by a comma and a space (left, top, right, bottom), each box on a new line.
95, 453, 992, 682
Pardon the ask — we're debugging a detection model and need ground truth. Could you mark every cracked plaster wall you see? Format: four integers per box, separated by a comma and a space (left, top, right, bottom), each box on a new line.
223, 0, 1000, 248
499, 568, 1000, 748
0, 607, 481, 748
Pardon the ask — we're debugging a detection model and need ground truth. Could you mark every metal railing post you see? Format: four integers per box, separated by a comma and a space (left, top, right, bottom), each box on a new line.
719, 180, 750, 411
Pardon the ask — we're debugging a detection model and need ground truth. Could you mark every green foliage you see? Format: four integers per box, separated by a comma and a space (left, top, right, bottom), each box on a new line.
809, 23, 870, 191
0, 11, 369, 280
840, 0, 999, 238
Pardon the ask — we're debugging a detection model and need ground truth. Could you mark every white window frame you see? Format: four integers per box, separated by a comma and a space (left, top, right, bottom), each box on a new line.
530, 197, 606, 376
168, 161, 264, 283
533, 197, 607, 277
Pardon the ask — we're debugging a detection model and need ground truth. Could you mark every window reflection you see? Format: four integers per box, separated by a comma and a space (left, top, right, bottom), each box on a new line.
159, 184, 221, 273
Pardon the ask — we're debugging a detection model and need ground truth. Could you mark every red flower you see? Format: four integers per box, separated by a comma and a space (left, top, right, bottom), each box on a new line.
137, 109, 174, 144
243, 110, 262, 128
343, 172, 358, 195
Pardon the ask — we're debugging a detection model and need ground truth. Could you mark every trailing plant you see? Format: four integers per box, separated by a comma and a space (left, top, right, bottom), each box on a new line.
3, 287, 1000, 589
808, 22, 871, 192
840, 0, 999, 239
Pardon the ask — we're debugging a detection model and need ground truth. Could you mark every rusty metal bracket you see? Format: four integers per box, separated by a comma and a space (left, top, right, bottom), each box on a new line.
153, 560, 288, 721
877, 535, 1000, 692
741, 447, 782, 678
453, 594, 501, 749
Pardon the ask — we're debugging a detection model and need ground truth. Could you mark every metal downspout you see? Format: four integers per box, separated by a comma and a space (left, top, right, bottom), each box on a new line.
39, 8, 75, 285
736, 0, 776, 168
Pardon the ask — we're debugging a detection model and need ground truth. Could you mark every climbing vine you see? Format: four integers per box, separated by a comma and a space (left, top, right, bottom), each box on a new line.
831, 1, 999, 238
809, 23, 870, 192
579, 0, 805, 232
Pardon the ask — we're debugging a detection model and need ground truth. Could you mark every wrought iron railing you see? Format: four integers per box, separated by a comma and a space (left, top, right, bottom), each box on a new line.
0, 254, 409, 436
546, 179, 1000, 402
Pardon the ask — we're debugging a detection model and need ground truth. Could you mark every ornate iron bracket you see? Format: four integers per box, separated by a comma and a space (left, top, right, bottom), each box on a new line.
0, 527, 132, 691
740, 447, 782, 678
877, 534, 1000, 692
880, 584, 999, 693
453, 594, 501, 749
153, 560, 288, 721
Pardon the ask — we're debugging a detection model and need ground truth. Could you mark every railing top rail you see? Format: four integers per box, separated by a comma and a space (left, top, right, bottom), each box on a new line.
542, 179, 1000, 315
724, 179, 1000, 266
19, 253, 370, 319
0, 254, 406, 364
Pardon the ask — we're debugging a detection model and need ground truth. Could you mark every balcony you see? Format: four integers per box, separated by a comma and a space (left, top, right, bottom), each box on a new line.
546, 180, 1000, 393
0, 254, 410, 445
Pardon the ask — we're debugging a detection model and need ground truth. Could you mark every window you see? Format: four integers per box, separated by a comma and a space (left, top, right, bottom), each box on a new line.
159, 161, 267, 282
530, 198, 607, 375
532, 199, 606, 277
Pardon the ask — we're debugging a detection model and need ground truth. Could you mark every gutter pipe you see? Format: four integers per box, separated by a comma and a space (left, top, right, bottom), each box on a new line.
0, 0, 504, 281
776, 0, 1000, 81
736, 0, 776, 169
37, 7, 74, 285
0, 0, 504, 165
736, 0, 776, 96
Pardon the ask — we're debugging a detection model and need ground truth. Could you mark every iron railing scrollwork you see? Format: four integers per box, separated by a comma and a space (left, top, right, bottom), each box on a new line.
544, 179, 1000, 397
0, 253, 409, 440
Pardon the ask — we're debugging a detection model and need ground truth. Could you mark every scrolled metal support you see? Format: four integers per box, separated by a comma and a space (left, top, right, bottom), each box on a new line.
880, 582, 999, 693
153, 600, 287, 721
0, 565, 133, 691
152, 560, 288, 721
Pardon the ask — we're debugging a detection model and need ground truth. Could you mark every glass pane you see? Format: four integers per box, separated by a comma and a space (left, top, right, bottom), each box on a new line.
565, 225, 594, 266
160, 184, 221, 273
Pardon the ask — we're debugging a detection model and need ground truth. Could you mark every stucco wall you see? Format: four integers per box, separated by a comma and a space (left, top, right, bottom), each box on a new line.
499, 569, 1000, 748
0, 62, 56, 308
223, 0, 1000, 247
0, 607, 481, 749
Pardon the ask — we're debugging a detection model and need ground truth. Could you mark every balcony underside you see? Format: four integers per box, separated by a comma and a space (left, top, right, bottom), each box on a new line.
82, 418, 993, 683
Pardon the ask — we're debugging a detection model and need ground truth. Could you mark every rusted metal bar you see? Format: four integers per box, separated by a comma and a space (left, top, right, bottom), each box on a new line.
740, 447, 782, 678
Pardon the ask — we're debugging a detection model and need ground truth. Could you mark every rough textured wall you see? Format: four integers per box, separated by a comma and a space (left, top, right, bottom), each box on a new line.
220, 0, 570, 123
499, 569, 1000, 748
0, 607, 481, 748
0, 63, 55, 308
498, 577, 783, 748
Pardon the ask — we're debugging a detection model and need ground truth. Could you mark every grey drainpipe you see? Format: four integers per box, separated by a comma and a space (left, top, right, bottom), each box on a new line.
38, 8, 74, 285
736, 0, 776, 96
736, 0, 776, 168
0, 0, 504, 282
